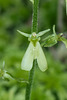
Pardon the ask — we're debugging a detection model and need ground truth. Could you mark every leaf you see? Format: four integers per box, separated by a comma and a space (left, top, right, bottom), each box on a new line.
36, 42, 47, 72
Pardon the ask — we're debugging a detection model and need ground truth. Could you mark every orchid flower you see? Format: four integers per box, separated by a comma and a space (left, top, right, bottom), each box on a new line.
17, 29, 50, 72
0, 61, 28, 83
42, 25, 67, 48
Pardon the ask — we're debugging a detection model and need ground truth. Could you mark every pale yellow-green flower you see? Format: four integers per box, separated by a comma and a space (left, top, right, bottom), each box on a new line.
17, 29, 50, 71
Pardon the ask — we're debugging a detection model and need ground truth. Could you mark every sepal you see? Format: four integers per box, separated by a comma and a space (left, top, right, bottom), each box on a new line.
37, 29, 50, 37
17, 30, 30, 37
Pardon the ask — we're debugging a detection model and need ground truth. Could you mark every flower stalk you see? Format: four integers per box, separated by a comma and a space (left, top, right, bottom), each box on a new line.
25, 0, 39, 100
25, 60, 36, 100
32, 0, 39, 33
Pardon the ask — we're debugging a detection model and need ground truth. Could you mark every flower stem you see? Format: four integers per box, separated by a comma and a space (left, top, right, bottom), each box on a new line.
32, 0, 39, 33
25, 60, 36, 100
25, 0, 39, 100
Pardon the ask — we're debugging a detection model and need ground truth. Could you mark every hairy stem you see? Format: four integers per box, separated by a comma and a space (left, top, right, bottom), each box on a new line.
25, 60, 36, 100
32, 0, 39, 33
25, 0, 39, 100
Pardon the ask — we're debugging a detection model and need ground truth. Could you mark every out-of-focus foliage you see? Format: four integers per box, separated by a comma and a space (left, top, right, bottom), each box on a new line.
0, 0, 67, 100
66, 0, 67, 14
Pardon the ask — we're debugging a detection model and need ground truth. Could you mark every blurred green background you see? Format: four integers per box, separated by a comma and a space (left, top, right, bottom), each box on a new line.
0, 0, 67, 100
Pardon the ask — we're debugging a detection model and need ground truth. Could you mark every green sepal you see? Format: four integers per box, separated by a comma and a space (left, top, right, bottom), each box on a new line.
37, 29, 50, 37
17, 30, 30, 37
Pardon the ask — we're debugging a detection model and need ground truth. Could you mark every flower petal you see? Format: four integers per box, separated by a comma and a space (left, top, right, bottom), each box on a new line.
21, 42, 34, 71
36, 42, 47, 72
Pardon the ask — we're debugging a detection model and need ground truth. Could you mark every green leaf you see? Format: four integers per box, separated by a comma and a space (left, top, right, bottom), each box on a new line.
17, 30, 30, 37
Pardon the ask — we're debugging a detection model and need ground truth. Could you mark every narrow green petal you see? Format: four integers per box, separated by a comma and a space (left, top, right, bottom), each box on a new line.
21, 42, 34, 71
17, 30, 30, 37
37, 29, 50, 37
36, 42, 47, 72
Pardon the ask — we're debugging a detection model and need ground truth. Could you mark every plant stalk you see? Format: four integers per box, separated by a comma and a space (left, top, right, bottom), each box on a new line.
25, 0, 39, 100
32, 0, 39, 33
25, 60, 36, 100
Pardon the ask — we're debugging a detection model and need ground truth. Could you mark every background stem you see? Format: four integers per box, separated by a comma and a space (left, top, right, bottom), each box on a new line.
57, 0, 64, 32
25, 0, 39, 100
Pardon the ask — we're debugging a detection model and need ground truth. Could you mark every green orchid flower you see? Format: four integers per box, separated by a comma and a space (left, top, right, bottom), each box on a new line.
0, 61, 28, 83
41, 25, 67, 48
0, 61, 15, 81
17, 29, 50, 72
41, 25, 58, 47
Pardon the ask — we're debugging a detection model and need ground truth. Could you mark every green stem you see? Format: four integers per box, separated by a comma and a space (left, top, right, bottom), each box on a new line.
25, 0, 39, 100
32, 0, 39, 33
25, 60, 36, 100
